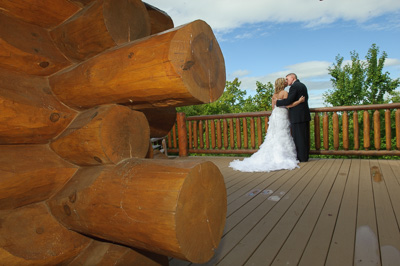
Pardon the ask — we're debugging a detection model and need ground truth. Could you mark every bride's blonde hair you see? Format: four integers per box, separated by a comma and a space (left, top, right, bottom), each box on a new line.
274, 78, 286, 94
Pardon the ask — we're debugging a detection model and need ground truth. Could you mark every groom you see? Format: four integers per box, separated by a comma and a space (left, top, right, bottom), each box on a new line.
275, 73, 311, 162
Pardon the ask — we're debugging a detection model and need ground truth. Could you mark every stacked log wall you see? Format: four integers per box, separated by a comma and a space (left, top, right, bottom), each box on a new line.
0, 0, 227, 264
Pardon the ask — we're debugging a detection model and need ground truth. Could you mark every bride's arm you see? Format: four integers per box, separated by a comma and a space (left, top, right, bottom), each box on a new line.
286, 96, 305, 108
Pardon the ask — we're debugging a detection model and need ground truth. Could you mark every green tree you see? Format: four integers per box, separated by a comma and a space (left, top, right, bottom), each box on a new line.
324, 44, 400, 106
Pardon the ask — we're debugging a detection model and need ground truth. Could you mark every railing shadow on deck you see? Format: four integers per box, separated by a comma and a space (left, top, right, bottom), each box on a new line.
165, 103, 400, 158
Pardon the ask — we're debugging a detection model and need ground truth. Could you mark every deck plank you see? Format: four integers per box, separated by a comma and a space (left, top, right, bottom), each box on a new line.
167, 158, 400, 266
218, 159, 325, 266
244, 159, 339, 266
370, 160, 400, 265
325, 159, 360, 266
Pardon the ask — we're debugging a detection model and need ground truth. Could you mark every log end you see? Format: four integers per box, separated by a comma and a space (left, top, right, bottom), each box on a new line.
50, 105, 150, 166
171, 20, 226, 104
175, 160, 227, 263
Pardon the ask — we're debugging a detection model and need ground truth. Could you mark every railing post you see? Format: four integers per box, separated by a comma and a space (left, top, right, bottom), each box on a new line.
177, 112, 188, 157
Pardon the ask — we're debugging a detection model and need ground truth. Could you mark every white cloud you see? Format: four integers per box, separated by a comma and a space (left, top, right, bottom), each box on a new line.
144, 0, 400, 33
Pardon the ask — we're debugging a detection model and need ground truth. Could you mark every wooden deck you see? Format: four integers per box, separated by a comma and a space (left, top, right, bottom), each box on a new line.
169, 157, 400, 266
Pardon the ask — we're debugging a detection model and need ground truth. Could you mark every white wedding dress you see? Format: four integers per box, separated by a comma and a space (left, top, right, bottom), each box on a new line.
229, 106, 299, 172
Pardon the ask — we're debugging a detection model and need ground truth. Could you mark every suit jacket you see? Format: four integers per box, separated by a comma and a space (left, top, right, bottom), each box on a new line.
276, 79, 311, 124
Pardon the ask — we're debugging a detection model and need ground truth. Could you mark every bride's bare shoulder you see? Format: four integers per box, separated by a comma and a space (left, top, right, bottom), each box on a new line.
278, 90, 288, 99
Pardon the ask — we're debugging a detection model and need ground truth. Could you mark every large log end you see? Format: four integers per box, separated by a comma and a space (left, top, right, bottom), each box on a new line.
47, 159, 227, 263
50, 105, 150, 165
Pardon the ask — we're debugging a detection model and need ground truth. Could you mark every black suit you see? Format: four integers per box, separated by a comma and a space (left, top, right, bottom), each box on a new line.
276, 79, 311, 162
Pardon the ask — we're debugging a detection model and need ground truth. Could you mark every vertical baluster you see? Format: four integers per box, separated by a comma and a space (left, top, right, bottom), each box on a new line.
373, 110, 380, 150
217, 120, 222, 149
333, 112, 339, 150
363, 111, 370, 150
243, 118, 248, 149
236, 118, 241, 149
223, 119, 228, 149
396, 110, 400, 150
193, 121, 198, 148
172, 124, 177, 148
199, 121, 204, 149
342, 111, 349, 150
205, 120, 210, 149
353, 112, 359, 150
188, 121, 192, 149
257, 117, 262, 147
323, 112, 329, 150
177, 113, 187, 156
314, 112, 320, 150
229, 119, 234, 149
211, 120, 216, 149
250, 117, 255, 149
385, 110, 391, 150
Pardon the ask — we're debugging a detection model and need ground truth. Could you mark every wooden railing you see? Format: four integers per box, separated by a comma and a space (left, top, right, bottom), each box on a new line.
166, 103, 400, 157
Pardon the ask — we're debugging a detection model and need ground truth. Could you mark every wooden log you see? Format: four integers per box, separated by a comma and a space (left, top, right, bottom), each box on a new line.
0, 145, 78, 210
133, 107, 176, 138
385, 109, 391, 150
0, 70, 77, 144
51, 0, 150, 62
49, 20, 226, 110
50, 105, 149, 166
47, 158, 227, 263
0, 13, 72, 76
314, 112, 321, 150
0, 0, 80, 29
373, 110, 381, 150
144, 2, 174, 35
0, 202, 90, 265
68, 240, 168, 266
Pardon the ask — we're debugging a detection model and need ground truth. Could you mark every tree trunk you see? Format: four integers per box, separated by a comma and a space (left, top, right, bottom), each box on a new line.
0, 70, 77, 144
49, 20, 226, 110
50, 105, 150, 166
47, 158, 227, 263
51, 0, 150, 62
0, 203, 90, 265
0, 13, 71, 76
0, 145, 78, 210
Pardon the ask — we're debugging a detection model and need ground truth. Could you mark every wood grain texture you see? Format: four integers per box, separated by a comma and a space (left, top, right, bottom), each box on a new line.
50, 20, 226, 110
144, 2, 174, 34
134, 106, 176, 138
0, 70, 77, 144
0, 145, 78, 210
0, 0, 80, 29
0, 12, 72, 76
51, 0, 150, 62
47, 159, 227, 263
50, 105, 150, 166
0, 202, 90, 265
68, 240, 168, 266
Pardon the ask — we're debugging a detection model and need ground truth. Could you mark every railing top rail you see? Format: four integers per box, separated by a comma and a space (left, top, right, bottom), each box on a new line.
186, 111, 272, 121
184, 103, 400, 121
310, 103, 400, 112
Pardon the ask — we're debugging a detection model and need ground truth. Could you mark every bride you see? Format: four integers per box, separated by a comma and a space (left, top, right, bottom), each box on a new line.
229, 77, 305, 172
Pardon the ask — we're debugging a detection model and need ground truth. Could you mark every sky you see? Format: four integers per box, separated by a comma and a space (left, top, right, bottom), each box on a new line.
144, 0, 400, 108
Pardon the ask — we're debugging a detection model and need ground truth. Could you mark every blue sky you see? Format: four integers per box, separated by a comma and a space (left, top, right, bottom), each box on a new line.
144, 0, 400, 108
